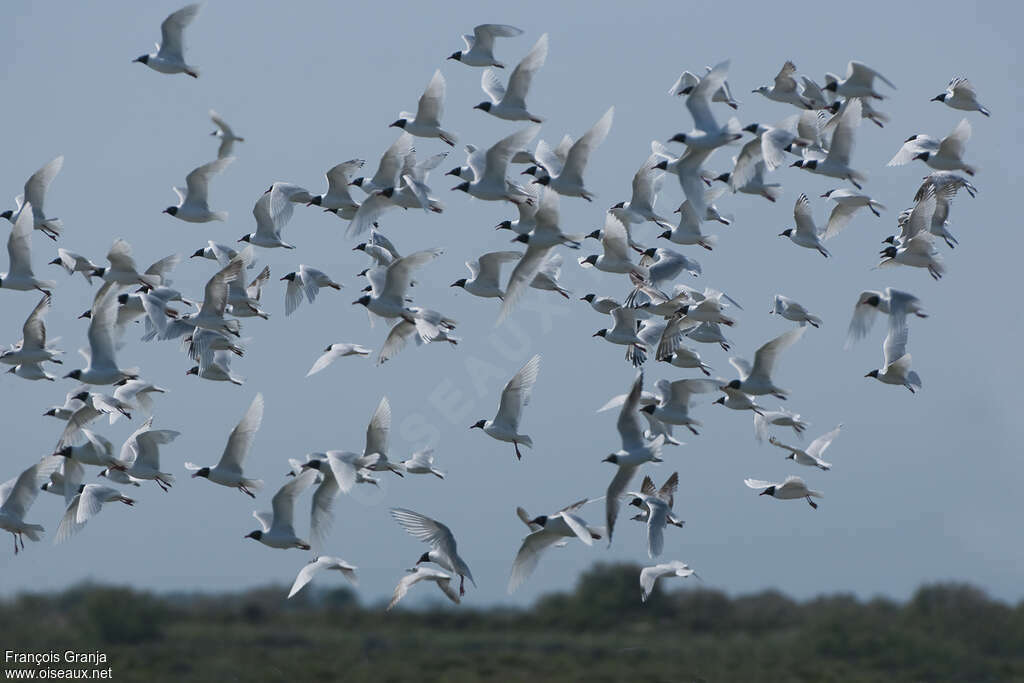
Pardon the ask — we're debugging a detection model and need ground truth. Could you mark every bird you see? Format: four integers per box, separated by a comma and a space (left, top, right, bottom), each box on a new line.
238, 183, 296, 248
470, 354, 541, 460
790, 98, 866, 188
508, 498, 601, 592
245, 470, 317, 550
769, 425, 841, 471
186, 348, 244, 385
533, 107, 613, 200
306, 160, 365, 215
390, 69, 457, 146
865, 317, 922, 393
306, 343, 372, 377
669, 60, 742, 151
640, 561, 698, 602
63, 285, 138, 385
390, 508, 476, 596
1, 156, 64, 239
580, 293, 622, 315
779, 194, 830, 258
660, 345, 712, 376
376, 317, 459, 366
0, 294, 61, 367
770, 295, 822, 328
611, 149, 673, 230
0, 456, 61, 554
350, 133, 415, 196
627, 472, 681, 557
823, 61, 896, 99
451, 251, 521, 299
116, 417, 180, 491
54, 484, 135, 543
932, 77, 989, 116
400, 449, 445, 479
745, 476, 823, 509
845, 288, 926, 348
287, 556, 358, 598
723, 327, 806, 399
452, 126, 540, 204
578, 212, 638, 274
209, 110, 244, 158
1, 203, 56, 294
754, 408, 808, 443
889, 119, 976, 176
281, 265, 342, 316
163, 157, 234, 222
640, 378, 721, 435
629, 473, 685, 530
877, 188, 945, 279
604, 372, 666, 544
528, 252, 572, 300
110, 380, 167, 422
752, 61, 811, 108
54, 393, 131, 449
357, 397, 405, 478
820, 188, 885, 239
92, 239, 179, 288
474, 33, 548, 122
186, 393, 265, 497
49, 249, 99, 282
658, 192, 721, 250
133, 4, 201, 78
447, 24, 524, 67
177, 255, 243, 338
387, 567, 460, 610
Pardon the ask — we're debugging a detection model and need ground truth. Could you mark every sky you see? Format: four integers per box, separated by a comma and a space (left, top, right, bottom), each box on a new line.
0, 1, 1019, 609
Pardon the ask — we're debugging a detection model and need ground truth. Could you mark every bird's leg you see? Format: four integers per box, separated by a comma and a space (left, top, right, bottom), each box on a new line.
806, 497, 818, 510
686, 425, 699, 436
239, 485, 255, 499
156, 478, 168, 492
870, 206, 881, 217
513, 442, 522, 461
459, 575, 466, 597
12, 532, 17, 555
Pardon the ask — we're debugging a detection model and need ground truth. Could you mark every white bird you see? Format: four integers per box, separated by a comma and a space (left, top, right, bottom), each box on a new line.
651, 144, 717, 220
687, 321, 732, 351
209, 110, 244, 158
629, 474, 685, 529
452, 126, 540, 204
779, 194, 830, 258
579, 212, 637, 273
390, 69, 457, 146
791, 98, 866, 188
93, 239, 179, 288
400, 449, 445, 479
932, 77, 989, 116
660, 345, 712, 376
611, 150, 673, 230
287, 556, 358, 598
820, 188, 885, 240
186, 393, 265, 497
387, 567, 460, 610
529, 252, 572, 300
640, 378, 721, 435
845, 288, 926, 347
580, 293, 622, 315
163, 157, 233, 222
1, 203, 56, 294
238, 183, 295, 248
178, 256, 243, 337
0, 294, 61, 367
390, 508, 476, 596
49, 249, 98, 282
769, 425, 841, 471
2, 156, 64, 239
245, 470, 316, 550
474, 33, 547, 122
888, 119, 976, 176
724, 327, 805, 399
533, 107, 613, 200
281, 265, 341, 316
745, 476, 823, 509
133, 4, 201, 78
450, 250, 521, 299
356, 397, 405, 478
770, 295, 822, 328
603, 372, 665, 544
63, 285, 138, 385
508, 498, 601, 593
187, 348, 244, 385
6, 362, 54, 381
0, 456, 61, 554
307, 160, 365, 214
54, 429, 123, 470
470, 354, 540, 460
669, 60, 742, 152
447, 24, 523, 67
626, 472, 681, 558
54, 484, 135, 544
117, 417, 180, 491
55, 393, 131, 449
713, 140, 783, 204
877, 188, 945, 279
375, 317, 459, 366
226, 261, 270, 320
752, 61, 811, 108
753, 408, 808, 443
350, 134, 415, 196
658, 192, 721, 251
640, 561, 698, 602
865, 317, 922, 393
306, 343, 372, 377
823, 61, 896, 100
669, 65, 740, 108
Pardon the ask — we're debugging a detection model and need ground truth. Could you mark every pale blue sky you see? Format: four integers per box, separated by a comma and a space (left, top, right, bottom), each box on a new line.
0, 1, 1019, 608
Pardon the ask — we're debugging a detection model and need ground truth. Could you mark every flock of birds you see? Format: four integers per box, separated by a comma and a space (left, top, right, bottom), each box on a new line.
0, 6, 988, 607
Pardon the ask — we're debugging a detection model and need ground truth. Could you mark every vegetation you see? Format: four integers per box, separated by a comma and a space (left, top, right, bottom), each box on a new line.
2, 564, 1022, 682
